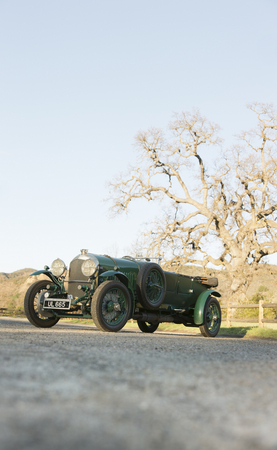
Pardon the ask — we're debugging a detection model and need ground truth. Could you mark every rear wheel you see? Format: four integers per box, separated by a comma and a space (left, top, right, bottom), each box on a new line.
24, 280, 60, 328
199, 296, 221, 337
137, 320, 159, 333
136, 263, 166, 310
91, 280, 132, 332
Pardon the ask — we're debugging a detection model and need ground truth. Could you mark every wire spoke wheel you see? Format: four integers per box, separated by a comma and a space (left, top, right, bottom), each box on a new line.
199, 297, 221, 337
24, 280, 60, 328
145, 270, 164, 305
136, 263, 166, 310
91, 280, 132, 332
137, 320, 159, 333
101, 288, 128, 326
206, 303, 220, 333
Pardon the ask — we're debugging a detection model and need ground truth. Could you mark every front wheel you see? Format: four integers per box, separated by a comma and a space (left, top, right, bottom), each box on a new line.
24, 280, 60, 328
199, 296, 221, 337
137, 320, 159, 333
91, 280, 132, 332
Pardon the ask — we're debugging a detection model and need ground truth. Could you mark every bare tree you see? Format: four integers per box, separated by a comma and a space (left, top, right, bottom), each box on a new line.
109, 103, 277, 300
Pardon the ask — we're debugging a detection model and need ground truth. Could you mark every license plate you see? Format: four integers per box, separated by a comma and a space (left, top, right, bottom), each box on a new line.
43, 299, 71, 310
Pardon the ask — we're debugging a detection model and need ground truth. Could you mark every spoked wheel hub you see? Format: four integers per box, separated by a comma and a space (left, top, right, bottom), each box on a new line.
199, 296, 221, 338
24, 280, 60, 328
101, 290, 126, 324
206, 302, 220, 334
91, 280, 132, 332
136, 263, 166, 310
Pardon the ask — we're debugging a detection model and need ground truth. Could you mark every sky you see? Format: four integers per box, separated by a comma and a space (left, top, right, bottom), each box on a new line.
0, 0, 277, 272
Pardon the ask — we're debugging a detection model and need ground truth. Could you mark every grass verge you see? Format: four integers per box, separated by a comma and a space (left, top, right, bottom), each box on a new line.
62, 318, 277, 339
219, 326, 277, 339
2, 315, 277, 339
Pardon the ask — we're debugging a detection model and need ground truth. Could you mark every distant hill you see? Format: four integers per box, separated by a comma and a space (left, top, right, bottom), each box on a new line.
0, 268, 36, 280
0, 269, 48, 312
1, 263, 277, 313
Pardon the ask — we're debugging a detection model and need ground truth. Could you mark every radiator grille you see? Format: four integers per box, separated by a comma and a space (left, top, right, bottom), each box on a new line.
67, 259, 92, 298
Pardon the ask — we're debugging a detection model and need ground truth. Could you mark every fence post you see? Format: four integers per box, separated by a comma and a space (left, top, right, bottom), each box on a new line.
226, 302, 231, 327
259, 300, 264, 328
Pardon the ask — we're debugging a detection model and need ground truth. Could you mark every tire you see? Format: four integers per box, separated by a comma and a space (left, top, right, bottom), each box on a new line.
91, 280, 132, 332
199, 296, 221, 337
137, 320, 159, 333
24, 280, 60, 328
136, 263, 166, 310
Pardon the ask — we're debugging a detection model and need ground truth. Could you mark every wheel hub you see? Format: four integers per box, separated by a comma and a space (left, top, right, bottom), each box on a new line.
37, 291, 54, 318
107, 301, 114, 312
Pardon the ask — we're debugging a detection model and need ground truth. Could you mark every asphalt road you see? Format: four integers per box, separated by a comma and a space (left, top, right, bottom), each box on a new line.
1, 317, 277, 450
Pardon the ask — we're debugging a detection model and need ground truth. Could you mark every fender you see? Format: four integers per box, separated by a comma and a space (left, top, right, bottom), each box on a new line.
99, 270, 129, 288
194, 290, 221, 325
30, 270, 61, 286
99, 270, 135, 318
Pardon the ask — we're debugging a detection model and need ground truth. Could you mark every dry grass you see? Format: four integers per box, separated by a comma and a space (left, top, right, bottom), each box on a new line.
61, 318, 277, 339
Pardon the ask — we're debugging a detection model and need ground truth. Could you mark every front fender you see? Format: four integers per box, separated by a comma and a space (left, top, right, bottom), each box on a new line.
194, 290, 221, 325
30, 270, 61, 286
99, 270, 129, 287
99, 270, 135, 319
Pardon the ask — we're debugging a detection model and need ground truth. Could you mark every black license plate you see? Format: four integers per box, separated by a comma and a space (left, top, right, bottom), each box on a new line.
43, 299, 71, 310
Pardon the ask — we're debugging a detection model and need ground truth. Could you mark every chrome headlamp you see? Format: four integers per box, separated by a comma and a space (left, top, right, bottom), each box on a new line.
51, 258, 67, 277
81, 258, 97, 277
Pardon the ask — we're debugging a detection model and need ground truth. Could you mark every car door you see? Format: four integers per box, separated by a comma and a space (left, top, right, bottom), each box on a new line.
176, 274, 194, 308
163, 272, 193, 308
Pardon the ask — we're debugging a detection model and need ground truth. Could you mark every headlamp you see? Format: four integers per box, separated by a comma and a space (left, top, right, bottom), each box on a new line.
51, 258, 67, 277
81, 259, 97, 277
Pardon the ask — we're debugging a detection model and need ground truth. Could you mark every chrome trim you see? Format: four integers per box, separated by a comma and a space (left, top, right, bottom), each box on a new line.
103, 254, 118, 271
65, 280, 93, 284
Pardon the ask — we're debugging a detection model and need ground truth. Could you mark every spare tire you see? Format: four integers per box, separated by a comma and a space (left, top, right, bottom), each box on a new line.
136, 263, 166, 310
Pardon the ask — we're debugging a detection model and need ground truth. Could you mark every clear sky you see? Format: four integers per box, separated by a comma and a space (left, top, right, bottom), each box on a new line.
0, 0, 277, 272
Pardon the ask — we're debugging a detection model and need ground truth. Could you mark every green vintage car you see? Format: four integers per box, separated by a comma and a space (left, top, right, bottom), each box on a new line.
24, 249, 221, 337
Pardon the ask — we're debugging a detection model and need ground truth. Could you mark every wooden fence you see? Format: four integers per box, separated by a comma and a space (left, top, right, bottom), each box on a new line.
1, 304, 277, 328
0, 308, 25, 317
221, 301, 277, 327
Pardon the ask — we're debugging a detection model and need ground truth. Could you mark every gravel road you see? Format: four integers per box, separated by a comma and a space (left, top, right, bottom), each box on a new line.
1, 317, 277, 450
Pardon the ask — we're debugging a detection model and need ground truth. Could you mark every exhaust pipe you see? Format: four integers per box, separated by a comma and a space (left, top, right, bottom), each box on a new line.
133, 313, 175, 323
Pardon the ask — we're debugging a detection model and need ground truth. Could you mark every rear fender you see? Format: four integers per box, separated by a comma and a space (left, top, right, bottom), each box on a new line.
194, 290, 221, 325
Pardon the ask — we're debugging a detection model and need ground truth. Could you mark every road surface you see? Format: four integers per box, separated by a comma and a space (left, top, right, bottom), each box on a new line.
1, 317, 277, 450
